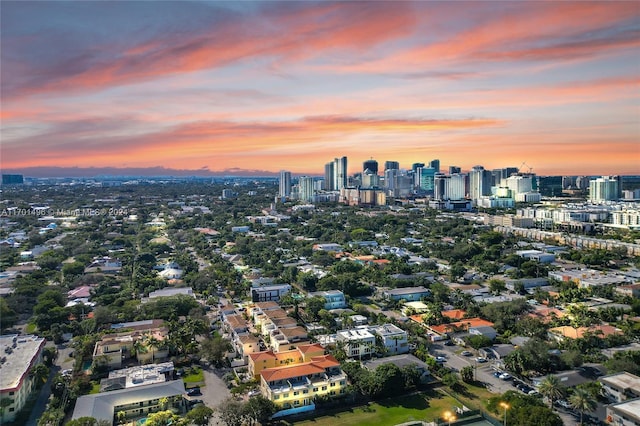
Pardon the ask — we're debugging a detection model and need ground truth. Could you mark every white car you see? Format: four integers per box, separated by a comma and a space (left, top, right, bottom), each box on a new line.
435, 356, 447, 363
499, 373, 512, 380
475, 357, 488, 363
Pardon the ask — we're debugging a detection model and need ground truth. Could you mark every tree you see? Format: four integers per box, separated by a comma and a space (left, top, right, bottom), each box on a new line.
185, 404, 214, 426
31, 364, 49, 385
216, 398, 245, 426
145, 410, 179, 426
442, 372, 460, 390
461, 366, 474, 383
488, 279, 506, 295
538, 375, 565, 410
243, 396, 277, 425
466, 335, 493, 350
200, 336, 232, 367
569, 387, 597, 425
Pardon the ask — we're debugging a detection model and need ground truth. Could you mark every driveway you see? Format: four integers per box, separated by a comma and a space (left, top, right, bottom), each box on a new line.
200, 367, 231, 409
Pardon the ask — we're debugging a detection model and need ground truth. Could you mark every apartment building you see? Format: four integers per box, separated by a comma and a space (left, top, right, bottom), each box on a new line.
260, 355, 347, 417
248, 343, 325, 378
0, 335, 45, 422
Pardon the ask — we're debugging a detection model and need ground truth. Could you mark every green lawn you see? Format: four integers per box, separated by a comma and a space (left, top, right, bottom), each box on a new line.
89, 382, 101, 394
25, 323, 37, 333
292, 391, 462, 426
183, 367, 204, 385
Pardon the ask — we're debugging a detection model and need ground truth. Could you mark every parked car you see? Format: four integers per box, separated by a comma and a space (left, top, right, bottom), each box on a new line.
461, 351, 472, 357
444, 340, 454, 346
555, 400, 572, 409
499, 373, 512, 380
187, 387, 202, 396
493, 371, 502, 378
435, 356, 447, 363
475, 357, 487, 363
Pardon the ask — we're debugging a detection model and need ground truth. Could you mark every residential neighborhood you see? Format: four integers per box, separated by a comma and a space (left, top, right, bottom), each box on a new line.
0, 176, 639, 426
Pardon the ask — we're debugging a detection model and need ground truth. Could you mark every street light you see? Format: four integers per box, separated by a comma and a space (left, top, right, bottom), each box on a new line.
443, 410, 457, 425
499, 402, 510, 426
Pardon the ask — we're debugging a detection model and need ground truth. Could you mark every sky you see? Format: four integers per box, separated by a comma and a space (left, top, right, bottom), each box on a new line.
1, 1, 639, 177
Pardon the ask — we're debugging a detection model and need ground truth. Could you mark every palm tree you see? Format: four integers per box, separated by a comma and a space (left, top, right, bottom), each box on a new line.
538, 375, 565, 409
30, 364, 49, 386
132, 339, 148, 364
569, 387, 597, 425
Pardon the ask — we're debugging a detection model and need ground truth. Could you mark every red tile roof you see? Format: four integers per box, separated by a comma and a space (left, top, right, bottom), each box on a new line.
442, 309, 467, 320
261, 363, 325, 382
297, 343, 325, 354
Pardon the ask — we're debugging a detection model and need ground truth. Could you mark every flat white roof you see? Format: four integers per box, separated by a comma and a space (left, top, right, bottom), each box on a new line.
0, 334, 45, 391
611, 398, 640, 420
601, 372, 640, 391
72, 379, 185, 424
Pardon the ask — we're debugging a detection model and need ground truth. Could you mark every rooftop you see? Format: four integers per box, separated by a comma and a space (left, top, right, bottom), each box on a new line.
609, 398, 640, 421
101, 362, 173, 391
601, 372, 640, 391
72, 379, 185, 424
0, 334, 45, 391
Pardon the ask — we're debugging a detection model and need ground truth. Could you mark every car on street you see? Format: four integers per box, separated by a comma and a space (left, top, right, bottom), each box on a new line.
435, 356, 447, 363
499, 373, 512, 380
475, 357, 487, 363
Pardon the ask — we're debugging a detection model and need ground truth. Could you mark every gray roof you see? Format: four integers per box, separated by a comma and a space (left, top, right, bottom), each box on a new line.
72, 380, 185, 424
364, 354, 430, 373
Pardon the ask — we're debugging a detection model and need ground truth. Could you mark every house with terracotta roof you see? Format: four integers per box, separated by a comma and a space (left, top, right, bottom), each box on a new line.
260, 354, 347, 417
528, 307, 565, 323
548, 324, 623, 342
428, 318, 495, 337
248, 343, 325, 378
442, 309, 467, 320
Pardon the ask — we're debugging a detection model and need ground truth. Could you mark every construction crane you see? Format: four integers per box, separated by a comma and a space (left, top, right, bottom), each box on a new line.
519, 162, 533, 174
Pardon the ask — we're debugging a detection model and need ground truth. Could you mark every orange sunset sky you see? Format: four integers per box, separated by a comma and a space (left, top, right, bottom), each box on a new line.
1, 1, 639, 176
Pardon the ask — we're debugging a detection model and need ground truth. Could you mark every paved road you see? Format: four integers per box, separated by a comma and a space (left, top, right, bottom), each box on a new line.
430, 343, 579, 426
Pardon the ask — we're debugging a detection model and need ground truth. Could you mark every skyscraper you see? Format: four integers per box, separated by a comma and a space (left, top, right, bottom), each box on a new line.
429, 159, 440, 173
449, 166, 461, 175
298, 176, 315, 202
324, 162, 335, 191
384, 161, 400, 171
334, 156, 348, 190
469, 165, 493, 204
279, 171, 292, 198
363, 159, 379, 175
589, 176, 621, 202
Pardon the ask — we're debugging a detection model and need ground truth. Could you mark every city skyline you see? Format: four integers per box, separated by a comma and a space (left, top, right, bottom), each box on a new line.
1, 1, 639, 176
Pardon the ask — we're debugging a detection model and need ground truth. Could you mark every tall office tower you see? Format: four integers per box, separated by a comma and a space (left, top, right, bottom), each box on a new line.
279, 171, 292, 198
384, 161, 400, 171
298, 176, 316, 202
449, 166, 461, 175
363, 159, 379, 175
412, 162, 425, 172
334, 156, 348, 190
384, 169, 398, 191
361, 169, 380, 188
469, 165, 493, 203
576, 176, 590, 190
434, 173, 466, 201
416, 167, 436, 193
429, 159, 440, 173
589, 176, 620, 202
324, 162, 335, 191
448, 173, 467, 200
562, 176, 577, 190
434, 173, 447, 200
